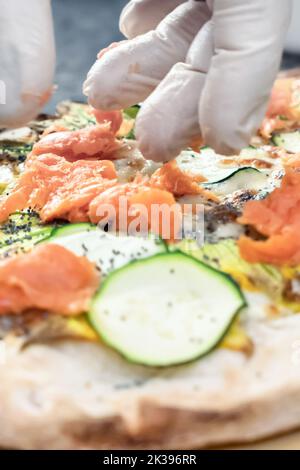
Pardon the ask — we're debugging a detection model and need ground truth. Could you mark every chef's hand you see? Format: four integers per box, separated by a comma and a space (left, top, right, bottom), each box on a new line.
0, 0, 55, 128
84, 0, 292, 161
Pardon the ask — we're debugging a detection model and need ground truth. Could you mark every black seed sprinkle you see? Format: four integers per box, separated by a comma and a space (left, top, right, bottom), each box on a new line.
81, 243, 88, 253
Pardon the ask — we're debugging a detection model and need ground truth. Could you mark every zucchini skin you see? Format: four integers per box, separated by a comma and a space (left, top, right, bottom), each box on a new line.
45, 223, 96, 240
0, 211, 55, 255
205, 167, 261, 186
43, 224, 167, 277
272, 129, 300, 153
89, 251, 247, 368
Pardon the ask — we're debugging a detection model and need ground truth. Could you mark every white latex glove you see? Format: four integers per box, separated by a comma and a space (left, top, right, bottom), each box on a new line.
84, 0, 292, 160
0, 0, 55, 128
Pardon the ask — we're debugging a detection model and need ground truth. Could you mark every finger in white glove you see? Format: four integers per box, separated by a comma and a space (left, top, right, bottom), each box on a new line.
86, 0, 292, 160
136, 21, 214, 162
83, 0, 211, 111
137, 0, 292, 159
200, 0, 293, 154
120, 0, 185, 39
0, 0, 55, 128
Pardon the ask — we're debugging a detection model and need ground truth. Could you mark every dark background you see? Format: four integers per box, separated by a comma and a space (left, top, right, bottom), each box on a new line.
47, 0, 300, 113
48, 0, 126, 111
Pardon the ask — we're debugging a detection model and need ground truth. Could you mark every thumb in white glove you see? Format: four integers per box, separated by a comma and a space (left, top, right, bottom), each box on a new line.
84, 0, 292, 160
0, 0, 55, 128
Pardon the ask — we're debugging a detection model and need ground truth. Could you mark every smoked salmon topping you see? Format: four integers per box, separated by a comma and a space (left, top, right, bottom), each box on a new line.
92, 109, 123, 135
89, 181, 181, 241
31, 122, 121, 162
130, 187, 181, 241
238, 161, 300, 266
238, 232, 300, 266
149, 160, 217, 201
31, 125, 120, 162
0, 244, 99, 316
266, 78, 300, 121
88, 179, 143, 225
0, 155, 208, 240
42, 124, 69, 137
260, 116, 292, 140
150, 161, 205, 196
0, 154, 117, 224
88, 162, 210, 240
261, 78, 300, 139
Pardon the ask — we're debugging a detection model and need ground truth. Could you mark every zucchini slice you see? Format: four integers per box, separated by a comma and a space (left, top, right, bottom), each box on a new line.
204, 167, 268, 196
0, 212, 54, 258
272, 130, 300, 153
49, 223, 96, 238
89, 252, 246, 367
176, 148, 238, 183
45, 224, 167, 277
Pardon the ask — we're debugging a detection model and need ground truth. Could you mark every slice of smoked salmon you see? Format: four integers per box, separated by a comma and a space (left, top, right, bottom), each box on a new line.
150, 160, 218, 201
266, 78, 300, 120
0, 244, 99, 316
260, 116, 291, 140
89, 179, 182, 240
42, 124, 69, 137
0, 154, 117, 224
239, 168, 300, 236
31, 125, 121, 162
130, 187, 182, 241
31, 123, 121, 162
261, 78, 300, 138
238, 230, 300, 266
92, 109, 123, 135
89, 179, 142, 227
0, 154, 209, 240
238, 163, 300, 266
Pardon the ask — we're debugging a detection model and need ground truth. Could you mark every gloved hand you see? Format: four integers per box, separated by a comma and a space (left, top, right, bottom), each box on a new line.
84, 0, 292, 161
0, 0, 55, 128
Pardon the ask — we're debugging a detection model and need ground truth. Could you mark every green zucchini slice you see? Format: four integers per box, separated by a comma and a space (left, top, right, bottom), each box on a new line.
0, 211, 54, 258
272, 130, 300, 153
45, 224, 167, 277
204, 167, 268, 196
89, 252, 246, 367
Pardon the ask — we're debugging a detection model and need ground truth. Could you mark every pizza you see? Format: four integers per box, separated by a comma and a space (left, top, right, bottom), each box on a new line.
1, 71, 300, 450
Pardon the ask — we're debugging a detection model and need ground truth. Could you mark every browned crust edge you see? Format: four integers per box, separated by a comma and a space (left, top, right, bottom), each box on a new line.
33, 386, 300, 449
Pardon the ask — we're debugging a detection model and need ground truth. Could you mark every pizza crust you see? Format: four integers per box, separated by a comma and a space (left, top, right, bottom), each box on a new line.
1, 313, 300, 449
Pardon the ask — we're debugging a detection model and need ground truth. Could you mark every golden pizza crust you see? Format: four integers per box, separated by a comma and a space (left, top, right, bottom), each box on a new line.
1, 313, 300, 449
